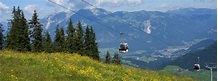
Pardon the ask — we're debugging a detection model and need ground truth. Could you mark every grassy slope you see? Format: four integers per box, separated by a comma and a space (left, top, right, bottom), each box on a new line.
0, 50, 195, 81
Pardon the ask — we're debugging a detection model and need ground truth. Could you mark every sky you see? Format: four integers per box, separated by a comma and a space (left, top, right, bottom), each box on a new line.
0, 0, 217, 22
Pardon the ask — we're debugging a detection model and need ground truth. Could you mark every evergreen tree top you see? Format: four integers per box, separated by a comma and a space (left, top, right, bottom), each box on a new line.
29, 10, 42, 27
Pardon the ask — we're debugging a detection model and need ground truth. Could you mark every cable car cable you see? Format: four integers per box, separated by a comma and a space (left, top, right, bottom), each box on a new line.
47, 1, 168, 56
81, 0, 176, 47
48, 0, 174, 54
81, 0, 178, 54
82, 0, 216, 47
81, 0, 217, 55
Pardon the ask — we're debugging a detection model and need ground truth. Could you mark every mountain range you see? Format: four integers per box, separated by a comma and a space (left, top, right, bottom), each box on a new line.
1, 8, 216, 50
38, 8, 216, 54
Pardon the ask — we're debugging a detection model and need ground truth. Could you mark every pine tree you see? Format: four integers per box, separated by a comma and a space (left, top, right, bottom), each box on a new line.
84, 26, 91, 56
105, 51, 111, 64
59, 27, 66, 52
29, 10, 43, 52
89, 27, 100, 60
6, 6, 20, 50
20, 11, 31, 51
0, 23, 4, 50
53, 25, 65, 52
112, 52, 121, 65
73, 21, 84, 55
6, 6, 30, 51
66, 18, 75, 53
43, 31, 52, 53
6, 6, 17, 50
83, 26, 100, 60
54, 25, 61, 52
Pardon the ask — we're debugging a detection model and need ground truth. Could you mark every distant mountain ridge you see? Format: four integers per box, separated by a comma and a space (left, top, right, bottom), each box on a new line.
39, 8, 216, 52
188, 39, 216, 52
167, 8, 217, 16
1, 8, 216, 56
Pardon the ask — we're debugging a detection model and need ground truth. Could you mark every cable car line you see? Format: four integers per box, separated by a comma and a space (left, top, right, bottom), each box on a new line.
81, 0, 179, 54
82, 0, 211, 56
48, 0, 175, 54
48, 0, 171, 55
48, 0, 125, 36
81, 0, 175, 48
81, 0, 217, 55
48, 0, 118, 33
49, 0, 215, 55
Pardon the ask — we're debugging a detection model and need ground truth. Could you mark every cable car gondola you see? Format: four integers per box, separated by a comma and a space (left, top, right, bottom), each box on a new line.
193, 57, 200, 71
193, 63, 200, 71
119, 32, 128, 53
119, 43, 128, 53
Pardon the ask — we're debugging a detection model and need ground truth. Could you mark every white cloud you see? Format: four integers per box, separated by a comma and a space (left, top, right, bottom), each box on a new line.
95, 0, 125, 7
66, 0, 143, 10
52, 0, 65, 5
68, 0, 89, 10
160, 3, 169, 8
45, 0, 69, 14
46, 0, 144, 12
159, 3, 180, 11
45, 0, 66, 7
24, 5, 41, 15
0, 2, 9, 10
127, 0, 143, 6
0, 2, 9, 18
45, 0, 216, 13
94, 0, 143, 7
